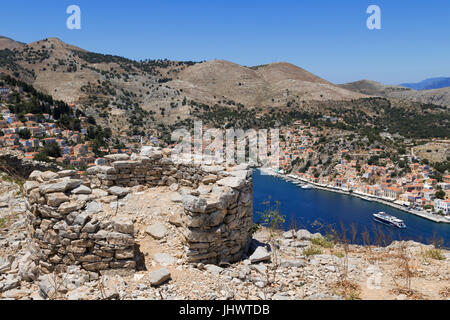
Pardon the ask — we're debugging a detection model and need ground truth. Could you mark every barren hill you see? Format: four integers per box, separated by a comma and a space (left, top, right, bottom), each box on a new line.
170, 60, 366, 108
0, 36, 24, 50
0, 36, 368, 133
1, 35, 448, 140
340, 80, 450, 108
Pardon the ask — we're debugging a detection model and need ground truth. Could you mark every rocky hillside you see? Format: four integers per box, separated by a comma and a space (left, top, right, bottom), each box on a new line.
0, 36, 24, 50
339, 80, 450, 108
0, 170, 448, 300
1, 36, 366, 135
1, 36, 449, 141
169, 60, 365, 108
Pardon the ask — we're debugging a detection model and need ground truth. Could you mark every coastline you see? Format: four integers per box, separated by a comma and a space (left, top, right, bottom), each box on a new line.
258, 168, 450, 224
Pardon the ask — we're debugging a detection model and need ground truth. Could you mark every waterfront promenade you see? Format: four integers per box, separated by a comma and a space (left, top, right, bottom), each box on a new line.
261, 169, 450, 224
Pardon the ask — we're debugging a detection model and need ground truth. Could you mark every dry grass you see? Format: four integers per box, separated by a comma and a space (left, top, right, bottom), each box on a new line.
310, 236, 334, 248
439, 287, 450, 299
0, 217, 9, 229
331, 280, 361, 300
421, 248, 445, 261
390, 287, 427, 300
303, 246, 323, 257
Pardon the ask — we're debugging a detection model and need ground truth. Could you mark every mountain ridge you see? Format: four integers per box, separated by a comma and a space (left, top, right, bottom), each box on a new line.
339, 79, 450, 108
400, 77, 450, 91
0, 36, 366, 133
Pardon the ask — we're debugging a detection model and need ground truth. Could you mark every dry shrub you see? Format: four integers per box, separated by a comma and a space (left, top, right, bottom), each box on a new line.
331, 279, 361, 300
439, 287, 450, 299
390, 287, 427, 300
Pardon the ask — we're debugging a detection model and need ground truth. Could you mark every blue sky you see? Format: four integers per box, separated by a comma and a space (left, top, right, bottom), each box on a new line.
1, 0, 449, 84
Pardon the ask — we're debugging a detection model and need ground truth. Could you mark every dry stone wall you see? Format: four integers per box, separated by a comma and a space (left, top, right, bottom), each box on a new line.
24, 149, 253, 274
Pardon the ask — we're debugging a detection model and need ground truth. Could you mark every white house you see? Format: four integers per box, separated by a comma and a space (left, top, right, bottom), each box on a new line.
434, 199, 450, 215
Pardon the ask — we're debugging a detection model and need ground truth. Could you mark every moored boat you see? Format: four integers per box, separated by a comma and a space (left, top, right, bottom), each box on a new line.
373, 212, 406, 228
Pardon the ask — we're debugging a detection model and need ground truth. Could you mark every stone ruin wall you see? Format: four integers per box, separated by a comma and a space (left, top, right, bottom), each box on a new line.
23, 150, 253, 274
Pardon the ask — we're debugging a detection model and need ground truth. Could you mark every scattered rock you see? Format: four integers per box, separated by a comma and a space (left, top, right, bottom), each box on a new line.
153, 253, 176, 266
149, 268, 171, 286
146, 223, 167, 240
108, 186, 130, 198
170, 192, 182, 203
112, 216, 134, 234
71, 185, 92, 195
296, 229, 312, 240
204, 264, 223, 275
169, 212, 183, 227
249, 246, 271, 263
216, 176, 245, 189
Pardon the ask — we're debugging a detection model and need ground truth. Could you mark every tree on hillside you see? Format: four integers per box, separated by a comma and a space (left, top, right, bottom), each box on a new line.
42, 142, 61, 158
18, 128, 31, 139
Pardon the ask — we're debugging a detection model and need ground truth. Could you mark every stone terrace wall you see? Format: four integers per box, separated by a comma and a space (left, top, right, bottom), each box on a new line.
24, 149, 253, 274
24, 169, 136, 274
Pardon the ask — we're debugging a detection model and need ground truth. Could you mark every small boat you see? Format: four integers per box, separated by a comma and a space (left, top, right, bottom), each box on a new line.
373, 212, 406, 228
302, 184, 313, 190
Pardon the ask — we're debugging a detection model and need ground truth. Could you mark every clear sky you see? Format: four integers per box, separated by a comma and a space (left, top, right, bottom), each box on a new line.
1, 0, 449, 84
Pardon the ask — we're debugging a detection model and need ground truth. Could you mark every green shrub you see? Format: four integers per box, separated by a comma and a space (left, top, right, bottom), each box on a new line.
303, 246, 322, 257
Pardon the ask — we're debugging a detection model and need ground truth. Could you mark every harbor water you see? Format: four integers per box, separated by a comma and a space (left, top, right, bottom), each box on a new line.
253, 170, 450, 248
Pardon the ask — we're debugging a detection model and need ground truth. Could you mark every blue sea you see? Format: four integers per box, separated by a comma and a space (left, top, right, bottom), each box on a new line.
252, 170, 450, 248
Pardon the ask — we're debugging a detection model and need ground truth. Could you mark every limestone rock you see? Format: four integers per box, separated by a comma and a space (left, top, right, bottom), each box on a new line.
146, 223, 167, 240
46, 193, 69, 207
169, 212, 183, 227
182, 194, 207, 213
283, 230, 296, 239
280, 259, 306, 268
112, 216, 134, 234
170, 192, 182, 203
108, 186, 130, 197
249, 246, 271, 264
204, 264, 223, 275
149, 268, 171, 286
40, 171, 59, 181
85, 201, 103, 215
105, 154, 130, 162
28, 170, 43, 181
71, 185, 92, 195
296, 229, 312, 240
153, 253, 176, 266
217, 176, 245, 189
18, 253, 38, 282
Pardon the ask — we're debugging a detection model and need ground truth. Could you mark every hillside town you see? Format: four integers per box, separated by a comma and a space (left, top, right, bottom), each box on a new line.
0, 84, 156, 168
1, 82, 449, 219
271, 121, 450, 218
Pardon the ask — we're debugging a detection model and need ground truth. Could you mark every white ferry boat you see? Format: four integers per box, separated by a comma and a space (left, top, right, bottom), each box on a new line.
373, 212, 406, 228
302, 184, 313, 190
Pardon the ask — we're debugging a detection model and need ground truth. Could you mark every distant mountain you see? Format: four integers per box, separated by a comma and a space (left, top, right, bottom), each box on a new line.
339, 80, 413, 96
400, 77, 450, 90
339, 80, 450, 108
